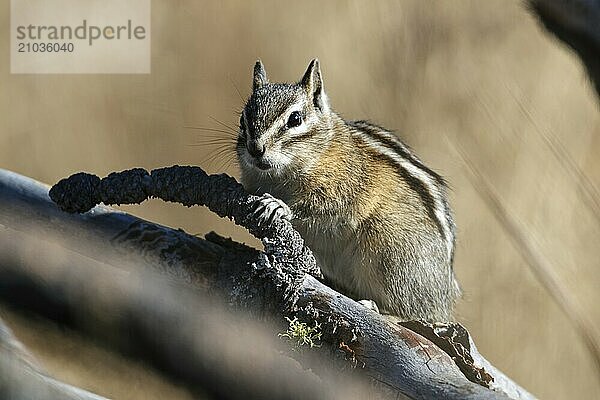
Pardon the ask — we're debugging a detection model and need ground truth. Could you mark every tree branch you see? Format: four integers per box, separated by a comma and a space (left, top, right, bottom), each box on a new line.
0, 168, 535, 399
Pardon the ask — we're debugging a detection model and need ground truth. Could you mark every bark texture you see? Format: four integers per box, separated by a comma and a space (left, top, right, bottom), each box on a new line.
0, 168, 535, 400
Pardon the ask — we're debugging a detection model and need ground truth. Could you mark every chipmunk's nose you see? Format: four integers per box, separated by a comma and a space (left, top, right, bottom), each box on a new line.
246, 141, 265, 158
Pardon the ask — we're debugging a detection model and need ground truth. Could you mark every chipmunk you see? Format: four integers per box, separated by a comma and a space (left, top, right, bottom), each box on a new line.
236, 59, 460, 321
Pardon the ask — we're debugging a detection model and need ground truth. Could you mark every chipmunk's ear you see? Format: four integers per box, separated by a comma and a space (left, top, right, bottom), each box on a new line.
253, 60, 268, 91
301, 59, 329, 112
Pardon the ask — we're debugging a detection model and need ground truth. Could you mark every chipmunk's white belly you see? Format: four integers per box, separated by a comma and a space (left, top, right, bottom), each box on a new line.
293, 216, 365, 292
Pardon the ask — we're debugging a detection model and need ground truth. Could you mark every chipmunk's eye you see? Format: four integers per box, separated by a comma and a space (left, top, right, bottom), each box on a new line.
287, 111, 302, 128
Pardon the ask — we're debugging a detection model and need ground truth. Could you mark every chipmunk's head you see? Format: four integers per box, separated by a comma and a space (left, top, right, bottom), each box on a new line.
237, 59, 333, 176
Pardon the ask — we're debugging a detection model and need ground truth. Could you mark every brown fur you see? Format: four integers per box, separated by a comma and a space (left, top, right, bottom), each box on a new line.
238, 60, 460, 321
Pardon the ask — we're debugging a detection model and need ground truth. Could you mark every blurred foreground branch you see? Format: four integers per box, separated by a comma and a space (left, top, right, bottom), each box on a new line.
0, 316, 108, 400
0, 168, 535, 400
529, 0, 600, 96
0, 229, 377, 400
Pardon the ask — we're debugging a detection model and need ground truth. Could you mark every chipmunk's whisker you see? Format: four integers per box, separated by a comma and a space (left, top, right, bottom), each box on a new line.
184, 126, 238, 137
209, 116, 239, 135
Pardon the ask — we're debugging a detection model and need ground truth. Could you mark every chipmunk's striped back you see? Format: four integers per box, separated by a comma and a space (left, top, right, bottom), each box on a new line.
236, 59, 460, 321
347, 120, 456, 263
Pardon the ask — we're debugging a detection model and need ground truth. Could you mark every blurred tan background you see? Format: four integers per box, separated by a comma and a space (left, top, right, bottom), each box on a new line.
1, 1, 599, 399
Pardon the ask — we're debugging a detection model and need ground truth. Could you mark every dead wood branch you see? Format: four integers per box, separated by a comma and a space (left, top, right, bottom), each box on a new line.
0, 168, 535, 399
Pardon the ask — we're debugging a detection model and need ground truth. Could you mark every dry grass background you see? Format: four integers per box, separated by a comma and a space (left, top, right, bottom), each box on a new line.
1, 1, 599, 399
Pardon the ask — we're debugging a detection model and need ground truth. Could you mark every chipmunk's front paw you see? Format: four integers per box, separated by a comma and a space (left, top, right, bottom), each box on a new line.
251, 193, 293, 226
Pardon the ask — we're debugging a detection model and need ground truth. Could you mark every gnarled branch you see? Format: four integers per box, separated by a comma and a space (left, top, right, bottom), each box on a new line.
0, 168, 535, 400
